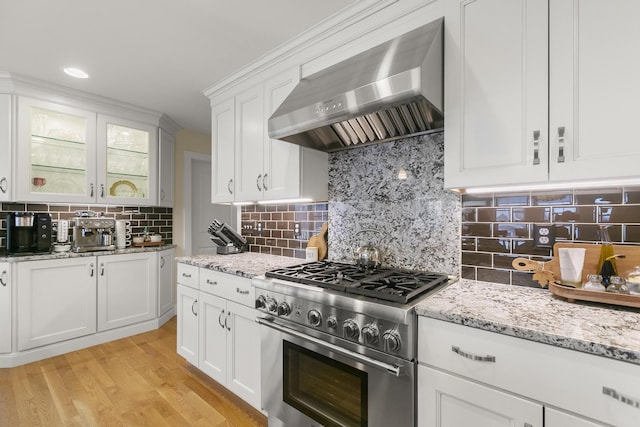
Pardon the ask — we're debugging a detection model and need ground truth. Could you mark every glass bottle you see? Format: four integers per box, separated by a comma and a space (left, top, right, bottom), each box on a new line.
596, 225, 616, 285
583, 274, 605, 292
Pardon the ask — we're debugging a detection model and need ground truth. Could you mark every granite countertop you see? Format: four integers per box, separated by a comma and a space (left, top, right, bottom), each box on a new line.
175, 252, 303, 279
0, 244, 176, 262
416, 279, 640, 366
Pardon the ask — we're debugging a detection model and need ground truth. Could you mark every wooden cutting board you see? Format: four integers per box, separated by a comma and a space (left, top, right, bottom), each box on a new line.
307, 222, 328, 260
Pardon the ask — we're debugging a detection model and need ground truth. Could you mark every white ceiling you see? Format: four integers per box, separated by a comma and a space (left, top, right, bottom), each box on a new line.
0, 0, 355, 135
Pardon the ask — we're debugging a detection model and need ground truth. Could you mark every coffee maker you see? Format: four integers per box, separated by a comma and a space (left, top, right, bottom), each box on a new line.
6, 212, 52, 254
71, 217, 116, 252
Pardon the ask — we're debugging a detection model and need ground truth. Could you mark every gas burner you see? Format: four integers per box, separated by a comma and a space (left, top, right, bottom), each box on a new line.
265, 261, 448, 304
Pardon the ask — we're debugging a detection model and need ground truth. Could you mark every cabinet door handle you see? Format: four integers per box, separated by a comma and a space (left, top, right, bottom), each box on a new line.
262, 173, 268, 191
256, 174, 263, 191
90, 263, 95, 277
532, 130, 540, 165
218, 309, 226, 328
90, 183, 94, 197
100, 184, 105, 198
192, 299, 198, 316
452, 346, 496, 363
236, 287, 249, 295
602, 386, 640, 409
160, 189, 165, 200
182, 272, 192, 278
225, 311, 231, 331
160, 256, 165, 268
206, 279, 217, 286
557, 126, 565, 163
0, 270, 7, 286
227, 179, 233, 195
100, 263, 105, 276
0, 177, 7, 193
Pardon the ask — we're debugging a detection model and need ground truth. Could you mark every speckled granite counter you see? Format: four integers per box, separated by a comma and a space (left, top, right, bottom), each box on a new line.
175, 252, 302, 279
0, 244, 176, 262
416, 279, 640, 365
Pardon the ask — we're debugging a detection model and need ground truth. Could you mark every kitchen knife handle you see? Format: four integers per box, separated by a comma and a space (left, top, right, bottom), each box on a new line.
532, 130, 540, 165
256, 174, 263, 191
262, 173, 268, 191
0, 177, 7, 193
227, 179, 233, 195
557, 126, 565, 163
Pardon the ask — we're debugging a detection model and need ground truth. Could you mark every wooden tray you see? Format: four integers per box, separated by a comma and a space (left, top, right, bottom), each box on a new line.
549, 282, 640, 309
513, 242, 640, 308
132, 241, 163, 247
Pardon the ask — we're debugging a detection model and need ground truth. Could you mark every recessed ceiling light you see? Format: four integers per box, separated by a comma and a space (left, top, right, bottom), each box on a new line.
63, 67, 89, 79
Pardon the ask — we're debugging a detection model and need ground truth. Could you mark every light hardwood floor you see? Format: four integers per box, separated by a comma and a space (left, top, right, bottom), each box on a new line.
0, 317, 268, 427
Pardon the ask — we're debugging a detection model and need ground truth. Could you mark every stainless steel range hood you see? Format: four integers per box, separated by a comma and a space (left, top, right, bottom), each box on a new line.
268, 18, 444, 152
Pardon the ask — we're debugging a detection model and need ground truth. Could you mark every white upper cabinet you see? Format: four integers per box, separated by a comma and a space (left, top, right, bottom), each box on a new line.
444, 0, 640, 189
17, 97, 98, 203
211, 97, 236, 203
97, 115, 158, 205
158, 127, 175, 207
0, 94, 12, 201
209, 67, 327, 204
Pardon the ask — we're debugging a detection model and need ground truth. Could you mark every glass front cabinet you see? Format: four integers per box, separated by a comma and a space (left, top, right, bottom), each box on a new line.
17, 97, 157, 205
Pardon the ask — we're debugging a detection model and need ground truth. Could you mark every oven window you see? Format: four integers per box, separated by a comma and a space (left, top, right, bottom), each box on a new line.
283, 341, 368, 427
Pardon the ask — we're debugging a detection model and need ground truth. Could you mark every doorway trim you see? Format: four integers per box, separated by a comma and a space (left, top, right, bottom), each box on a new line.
183, 151, 211, 257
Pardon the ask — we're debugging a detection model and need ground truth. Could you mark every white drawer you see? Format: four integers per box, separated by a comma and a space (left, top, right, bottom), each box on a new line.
176, 263, 199, 289
418, 317, 640, 427
199, 269, 254, 307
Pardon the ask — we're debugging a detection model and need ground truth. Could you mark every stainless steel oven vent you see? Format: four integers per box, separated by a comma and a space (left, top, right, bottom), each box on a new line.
268, 18, 444, 152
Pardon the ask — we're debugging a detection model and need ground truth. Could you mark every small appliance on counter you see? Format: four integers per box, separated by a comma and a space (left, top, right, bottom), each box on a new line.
52, 219, 71, 252
71, 214, 116, 253
208, 219, 248, 255
5, 212, 52, 254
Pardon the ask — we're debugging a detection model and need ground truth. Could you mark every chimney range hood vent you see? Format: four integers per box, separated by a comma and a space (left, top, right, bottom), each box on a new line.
268, 18, 444, 152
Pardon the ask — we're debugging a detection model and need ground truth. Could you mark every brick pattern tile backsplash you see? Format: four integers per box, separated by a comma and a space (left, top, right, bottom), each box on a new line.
0, 202, 173, 247
461, 187, 640, 287
241, 202, 328, 259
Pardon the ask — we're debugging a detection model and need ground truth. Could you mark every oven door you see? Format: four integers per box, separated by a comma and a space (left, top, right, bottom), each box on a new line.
258, 317, 415, 427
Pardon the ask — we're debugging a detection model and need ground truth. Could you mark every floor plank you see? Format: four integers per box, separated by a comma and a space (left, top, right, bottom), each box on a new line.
0, 317, 268, 427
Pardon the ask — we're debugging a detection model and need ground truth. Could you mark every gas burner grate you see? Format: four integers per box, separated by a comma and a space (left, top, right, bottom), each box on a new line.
266, 261, 449, 304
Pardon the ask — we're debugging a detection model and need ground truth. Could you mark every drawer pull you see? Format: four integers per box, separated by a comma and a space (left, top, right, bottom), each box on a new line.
452, 346, 496, 363
236, 287, 250, 295
603, 386, 640, 409
182, 273, 192, 278
206, 279, 217, 285
218, 309, 226, 328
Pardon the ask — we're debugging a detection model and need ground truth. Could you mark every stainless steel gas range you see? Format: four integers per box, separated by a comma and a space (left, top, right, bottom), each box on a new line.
253, 260, 454, 427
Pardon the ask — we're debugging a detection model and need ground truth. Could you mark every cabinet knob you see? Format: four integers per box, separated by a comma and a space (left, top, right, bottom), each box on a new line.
0, 177, 7, 193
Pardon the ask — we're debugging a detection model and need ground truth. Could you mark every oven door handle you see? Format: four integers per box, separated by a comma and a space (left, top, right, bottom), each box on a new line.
256, 317, 402, 377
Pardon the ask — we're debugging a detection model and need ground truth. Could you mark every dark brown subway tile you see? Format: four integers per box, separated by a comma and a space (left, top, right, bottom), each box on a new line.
552, 206, 596, 223
476, 268, 510, 284
532, 192, 572, 206
461, 194, 493, 208
462, 251, 492, 267
461, 223, 492, 237
493, 223, 529, 238
575, 188, 622, 205
513, 207, 550, 222
476, 238, 510, 253
495, 194, 529, 206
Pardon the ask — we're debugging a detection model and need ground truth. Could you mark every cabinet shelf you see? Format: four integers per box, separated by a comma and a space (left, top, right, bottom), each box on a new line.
107, 146, 148, 156
32, 164, 86, 174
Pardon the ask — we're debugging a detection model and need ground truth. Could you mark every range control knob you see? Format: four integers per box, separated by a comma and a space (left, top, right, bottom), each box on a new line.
326, 316, 338, 330
362, 324, 380, 345
343, 319, 360, 339
255, 295, 267, 310
266, 297, 278, 313
383, 331, 402, 352
308, 309, 322, 327
277, 302, 291, 317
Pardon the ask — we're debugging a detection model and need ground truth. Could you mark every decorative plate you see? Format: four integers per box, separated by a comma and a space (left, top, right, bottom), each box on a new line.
109, 180, 137, 197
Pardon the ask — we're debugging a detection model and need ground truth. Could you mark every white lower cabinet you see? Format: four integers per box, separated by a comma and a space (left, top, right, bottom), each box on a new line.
97, 252, 157, 332
0, 263, 12, 353
176, 263, 261, 410
418, 365, 542, 427
158, 248, 175, 316
418, 317, 638, 427
17, 258, 97, 351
